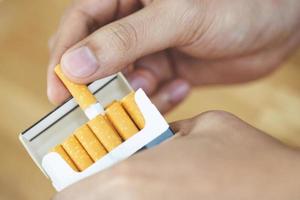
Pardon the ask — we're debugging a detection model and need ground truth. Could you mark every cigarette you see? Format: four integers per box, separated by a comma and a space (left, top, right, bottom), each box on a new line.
54, 65, 103, 119
51, 145, 79, 172
87, 115, 122, 151
62, 135, 94, 171
121, 92, 145, 129
106, 101, 139, 140
74, 124, 107, 162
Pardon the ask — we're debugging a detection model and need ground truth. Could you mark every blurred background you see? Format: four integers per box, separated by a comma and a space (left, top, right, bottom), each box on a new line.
0, 0, 300, 199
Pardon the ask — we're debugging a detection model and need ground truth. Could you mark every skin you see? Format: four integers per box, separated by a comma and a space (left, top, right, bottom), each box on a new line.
53, 111, 300, 200
47, 0, 300, 198
47, 0, 300, 113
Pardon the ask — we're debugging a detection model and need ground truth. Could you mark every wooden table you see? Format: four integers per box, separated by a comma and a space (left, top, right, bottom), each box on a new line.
0, 0, 299, 199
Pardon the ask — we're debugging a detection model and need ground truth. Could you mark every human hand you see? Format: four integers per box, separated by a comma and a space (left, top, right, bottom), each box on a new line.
53, 111, 300, 200
48, 0, 300, 113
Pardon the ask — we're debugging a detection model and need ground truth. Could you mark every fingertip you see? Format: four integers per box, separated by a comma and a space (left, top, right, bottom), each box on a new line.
47, 85, 71, 106
169, 79, 191, 104
169, 120, 186, 135
47, 86, 66, 105
126, 68, 158, 95
169, 118, 195, 136
152, 79, 191, 114
47, 72, 71, 105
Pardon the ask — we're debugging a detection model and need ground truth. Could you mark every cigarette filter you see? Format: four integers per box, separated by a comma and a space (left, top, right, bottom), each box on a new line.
54, 65, 103, 118
88, 115, 122, 151
62, 135, 93, 171
106, 101, 139, 140
121, 92, 145, 129
52, 145, 79, 172
74, 124, 107, 162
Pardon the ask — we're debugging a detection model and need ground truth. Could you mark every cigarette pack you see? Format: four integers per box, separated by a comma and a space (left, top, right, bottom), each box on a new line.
19, 73, 173, 191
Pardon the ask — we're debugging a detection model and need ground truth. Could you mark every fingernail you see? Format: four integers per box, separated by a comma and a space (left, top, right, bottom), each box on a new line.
129, 76, 149, 91
169, 82, 190, 103
61, 46, 98, 78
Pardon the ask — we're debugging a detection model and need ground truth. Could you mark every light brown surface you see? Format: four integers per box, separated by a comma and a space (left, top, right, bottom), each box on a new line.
0, 0, 299, 200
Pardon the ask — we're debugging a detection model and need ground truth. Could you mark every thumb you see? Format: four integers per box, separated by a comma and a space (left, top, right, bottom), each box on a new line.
60, 1, 191, 83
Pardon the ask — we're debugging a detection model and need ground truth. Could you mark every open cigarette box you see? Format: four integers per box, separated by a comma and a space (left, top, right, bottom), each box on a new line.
19, 73, 173, 191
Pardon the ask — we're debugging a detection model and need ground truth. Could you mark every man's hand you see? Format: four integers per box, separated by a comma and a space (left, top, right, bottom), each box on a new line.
53, 111, 300, 200
48, 0, 300, 113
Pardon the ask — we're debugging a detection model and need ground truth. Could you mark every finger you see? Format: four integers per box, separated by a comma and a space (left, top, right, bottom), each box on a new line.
140, 0, 153, 6
172, 52, 281, 86
47, 0, 140, 104
59, 1, 190, 84
126, 51, 174, 95
50, 0, 140, 66
47, 71, 71, 105
117, 0, 142, 18
126, 68, 158, 95
121, 63, 134, 76
151, 79, 190, 114
172, 30, 300, 86
47, 12, 92, 104
169, 120, 183, 134
48, 0, 117, 104
170, 118, 196, 136
134, 51, 174, 84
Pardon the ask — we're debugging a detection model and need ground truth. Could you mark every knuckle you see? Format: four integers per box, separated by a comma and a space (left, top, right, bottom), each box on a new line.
191, 110, 234, 132
196, 110, 233, 122
165, 0, 206, 45
107, 22, 138, 53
